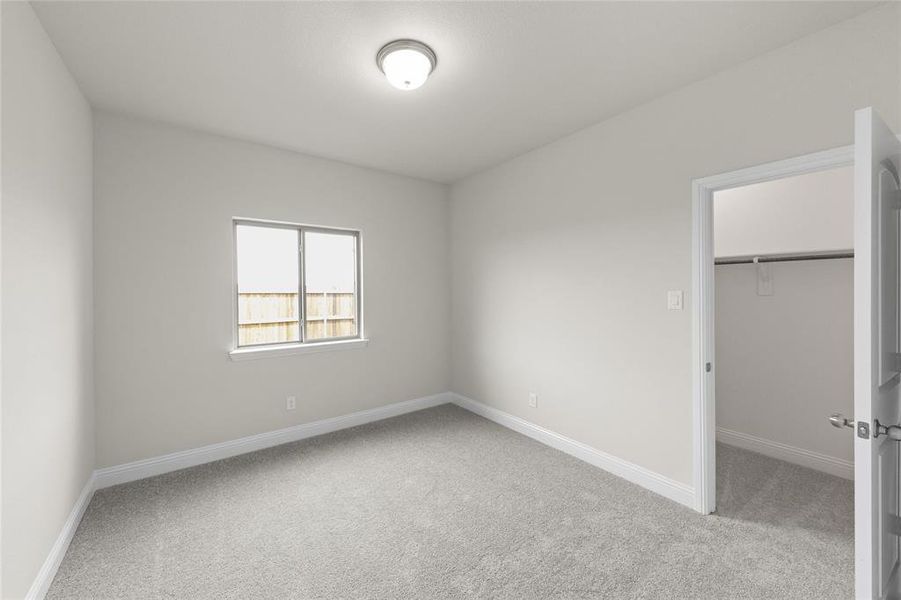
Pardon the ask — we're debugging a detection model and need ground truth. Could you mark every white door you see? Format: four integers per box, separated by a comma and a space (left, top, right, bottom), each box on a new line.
855, 106, 901, 600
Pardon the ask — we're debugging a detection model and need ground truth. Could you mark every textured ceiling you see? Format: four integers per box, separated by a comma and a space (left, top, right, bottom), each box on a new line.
33, 1, 876, 183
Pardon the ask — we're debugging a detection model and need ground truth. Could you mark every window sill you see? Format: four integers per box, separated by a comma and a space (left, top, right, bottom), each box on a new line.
229, 338, 369, 361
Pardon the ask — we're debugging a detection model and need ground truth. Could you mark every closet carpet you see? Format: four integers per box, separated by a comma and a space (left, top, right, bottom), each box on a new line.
47, 404, 853, 599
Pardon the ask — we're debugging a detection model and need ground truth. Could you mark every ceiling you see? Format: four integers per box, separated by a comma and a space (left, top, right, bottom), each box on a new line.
33, 1, 876, 183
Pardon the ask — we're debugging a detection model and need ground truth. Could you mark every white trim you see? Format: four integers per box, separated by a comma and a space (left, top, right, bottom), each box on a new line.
717, 427, 854, 480
691, 144, 855, 515
231, 217, 365, 354
691, 176, 717, 515
450, 393, 695, 510
34, 391, 694, 596
95, 392, 450, 488
692, 145, 854, 192
25, 475, 95, 600
228, 338, 369, 361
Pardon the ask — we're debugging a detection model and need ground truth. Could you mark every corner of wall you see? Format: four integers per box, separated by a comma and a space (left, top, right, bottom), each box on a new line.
1, 2, 96, 597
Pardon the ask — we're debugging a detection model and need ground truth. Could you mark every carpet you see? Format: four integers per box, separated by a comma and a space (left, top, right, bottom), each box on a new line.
46, 404, 853, 599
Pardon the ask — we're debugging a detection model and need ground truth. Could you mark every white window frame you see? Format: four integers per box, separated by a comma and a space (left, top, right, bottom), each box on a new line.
229, 217, 367, 361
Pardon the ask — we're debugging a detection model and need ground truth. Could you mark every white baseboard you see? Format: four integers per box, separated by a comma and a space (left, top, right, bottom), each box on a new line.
450, 393, 696, 510
25, 394, 854, 600
30, 391, 700, 598
25, 475, 95, 600
27, 393, 451, 598
717, 427, 853, 480
95, 392, 451, 489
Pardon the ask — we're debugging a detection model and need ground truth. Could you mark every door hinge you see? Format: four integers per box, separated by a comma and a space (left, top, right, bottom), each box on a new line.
874, 419, 901, 441
705, 362, 712, 373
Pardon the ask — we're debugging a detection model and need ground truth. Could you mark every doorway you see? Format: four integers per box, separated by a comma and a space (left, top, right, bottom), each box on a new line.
691, 153, 857, 594
713, 166, 855, 483
691, 146, 855, 514
693, 109, 901, 600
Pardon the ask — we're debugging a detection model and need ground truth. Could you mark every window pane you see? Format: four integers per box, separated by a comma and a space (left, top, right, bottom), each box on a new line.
236, 225, 299, 346
304, 231, 357, 341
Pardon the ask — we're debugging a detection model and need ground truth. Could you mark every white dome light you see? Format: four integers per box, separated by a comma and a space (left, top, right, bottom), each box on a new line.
376, 40, 437, 91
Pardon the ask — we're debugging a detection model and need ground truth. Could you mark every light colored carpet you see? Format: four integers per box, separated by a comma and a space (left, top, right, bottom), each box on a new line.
47, 404, 853, 599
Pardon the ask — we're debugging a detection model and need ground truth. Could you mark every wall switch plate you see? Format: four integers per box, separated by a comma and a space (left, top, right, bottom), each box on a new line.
528, 392, 538, 408
667, 290, 684, 311
286, 396, 296, 411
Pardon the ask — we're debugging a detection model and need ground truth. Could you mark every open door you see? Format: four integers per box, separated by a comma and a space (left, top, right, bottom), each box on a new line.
855, 107, 901, 599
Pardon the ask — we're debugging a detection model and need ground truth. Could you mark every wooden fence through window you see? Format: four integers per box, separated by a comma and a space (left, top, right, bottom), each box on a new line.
237, 292, 356, 345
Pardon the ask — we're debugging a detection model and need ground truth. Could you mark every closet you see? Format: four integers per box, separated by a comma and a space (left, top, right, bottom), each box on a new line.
713, 165, 854, 517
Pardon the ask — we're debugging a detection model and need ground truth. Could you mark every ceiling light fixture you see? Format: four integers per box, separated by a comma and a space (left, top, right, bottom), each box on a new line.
376, 39, 437, 91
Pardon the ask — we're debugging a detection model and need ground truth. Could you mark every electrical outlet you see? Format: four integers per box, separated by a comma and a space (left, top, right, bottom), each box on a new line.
286, 396, 296, 411
528, 392, 538, 408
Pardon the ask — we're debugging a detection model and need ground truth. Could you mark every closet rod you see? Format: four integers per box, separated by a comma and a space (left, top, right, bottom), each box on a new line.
715, 251, 854, 265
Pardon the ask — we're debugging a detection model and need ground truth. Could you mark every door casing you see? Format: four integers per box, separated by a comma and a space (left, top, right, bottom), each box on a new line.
690, 145, 855, 515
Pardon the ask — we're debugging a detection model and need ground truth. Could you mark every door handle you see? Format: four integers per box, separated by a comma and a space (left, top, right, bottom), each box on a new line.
829, 413, 855, 430
829, 414, 874, 439
874, 419, 901, 441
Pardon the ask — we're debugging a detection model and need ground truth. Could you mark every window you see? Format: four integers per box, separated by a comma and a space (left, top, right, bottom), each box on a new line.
234, 220, 361, 350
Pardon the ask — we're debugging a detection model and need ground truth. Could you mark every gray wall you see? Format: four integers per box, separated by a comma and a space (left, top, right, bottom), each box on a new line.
715, 260, 853, 466
449, 5, 898, 486
93, 113, 450, 468
714, 166, 854, 259
1, 3, 95, 598
713, 167, 854, 474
